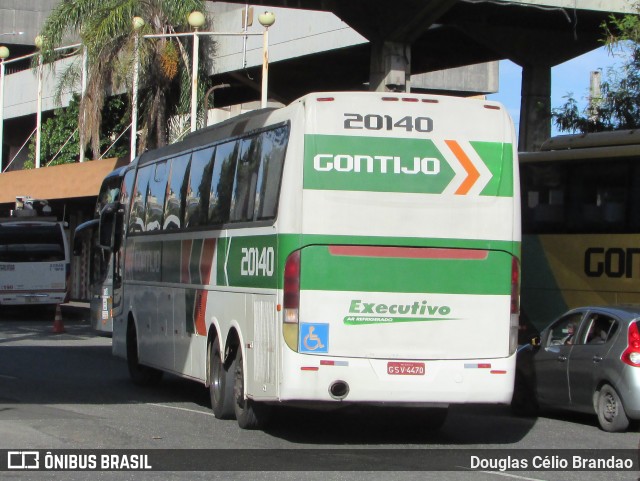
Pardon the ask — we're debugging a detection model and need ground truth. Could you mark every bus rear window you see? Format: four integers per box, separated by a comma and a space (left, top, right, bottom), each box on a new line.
0, 225, 65, 262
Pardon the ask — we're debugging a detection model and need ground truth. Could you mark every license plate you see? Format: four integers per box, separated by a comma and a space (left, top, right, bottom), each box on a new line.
387, 362, 425, 376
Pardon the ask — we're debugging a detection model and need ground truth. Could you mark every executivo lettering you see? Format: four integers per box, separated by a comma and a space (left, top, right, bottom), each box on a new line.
344, 299, 456, 325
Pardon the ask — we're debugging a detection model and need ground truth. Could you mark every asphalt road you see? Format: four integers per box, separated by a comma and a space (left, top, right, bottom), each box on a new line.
0, 308, 638, 481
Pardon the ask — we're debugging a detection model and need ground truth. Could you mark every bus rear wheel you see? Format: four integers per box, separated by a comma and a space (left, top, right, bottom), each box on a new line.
209, 341, 235, 419
232, 349, 271, 429
126, 320, 162, 386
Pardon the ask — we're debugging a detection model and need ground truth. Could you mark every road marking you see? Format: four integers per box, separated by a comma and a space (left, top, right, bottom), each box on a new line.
457, 469, 546, 481
148, 403, 215, 417
0, 374, 17, 380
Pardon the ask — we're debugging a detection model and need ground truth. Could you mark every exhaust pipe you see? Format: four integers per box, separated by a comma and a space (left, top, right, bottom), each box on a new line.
329, 380, 349, 400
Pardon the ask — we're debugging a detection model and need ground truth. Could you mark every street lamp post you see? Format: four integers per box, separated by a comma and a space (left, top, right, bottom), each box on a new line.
130, 16, 145, 161
188, 11, 206, 133
131, 11, 274, 140
0, 45, 9, 172
79, 46, 88, 163
258, 12, 275, 109
34, 35, 44, 169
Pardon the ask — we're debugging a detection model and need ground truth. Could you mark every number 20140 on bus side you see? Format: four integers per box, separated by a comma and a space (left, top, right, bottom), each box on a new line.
240, 247, 275, 277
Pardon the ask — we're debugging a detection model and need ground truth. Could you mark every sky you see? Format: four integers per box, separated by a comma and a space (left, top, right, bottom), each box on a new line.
487, 46, 623, 138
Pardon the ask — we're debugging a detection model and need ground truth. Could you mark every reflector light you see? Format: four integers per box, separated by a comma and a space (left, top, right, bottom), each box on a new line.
381, 97, 399, 101
484, 105, 501, 110
490, 370, 507, 374
402, 98, 419, 102
301, 366, 319, 371
422, 99, 439, 103
316, 97, 334, 102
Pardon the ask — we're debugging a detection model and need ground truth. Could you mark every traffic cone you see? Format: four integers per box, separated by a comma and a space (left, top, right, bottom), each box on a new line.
52, 305, 65, 334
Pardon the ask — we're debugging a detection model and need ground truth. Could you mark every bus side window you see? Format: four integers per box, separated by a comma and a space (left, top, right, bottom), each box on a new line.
163, 154, 191, 231
185, 147, 215, 229
209, 141, 238, 225
145, 161, 169, 232
129, 166, 153, 233
230, 136, 261, 223
121, 169, 136, 233
255, 125, 289, 220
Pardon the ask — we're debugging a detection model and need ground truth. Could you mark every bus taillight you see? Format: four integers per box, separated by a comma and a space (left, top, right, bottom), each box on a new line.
283, 250, 300, 323
283, 250, 300, 352
511, 256, 520, 315
622, 322, 640, 367
510, 256, 520, 355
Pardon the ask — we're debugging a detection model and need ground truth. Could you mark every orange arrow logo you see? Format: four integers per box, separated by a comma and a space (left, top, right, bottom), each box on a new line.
445, 139, 480, 195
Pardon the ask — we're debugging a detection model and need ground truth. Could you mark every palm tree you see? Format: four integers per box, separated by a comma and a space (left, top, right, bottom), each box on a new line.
39, 0, 209, 159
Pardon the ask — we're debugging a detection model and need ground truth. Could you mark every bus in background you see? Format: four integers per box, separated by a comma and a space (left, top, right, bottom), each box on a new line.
0, 197, 70, 311
520, 129, 640, 332
99, 92, 521, 429
74, 165, 135, 333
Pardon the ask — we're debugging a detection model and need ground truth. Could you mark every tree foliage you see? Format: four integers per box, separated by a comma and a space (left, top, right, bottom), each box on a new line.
25, 95, 130, 168
39, 0, 210, 159
552, 12, 640, 133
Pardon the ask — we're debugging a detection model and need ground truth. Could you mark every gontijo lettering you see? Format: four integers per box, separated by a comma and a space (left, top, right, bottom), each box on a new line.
314, 154, 440, 175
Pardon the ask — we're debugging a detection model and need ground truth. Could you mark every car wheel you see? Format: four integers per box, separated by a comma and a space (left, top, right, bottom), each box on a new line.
209, 341, 234, 419
596, 384, 629, 432
232, 349, 271, 429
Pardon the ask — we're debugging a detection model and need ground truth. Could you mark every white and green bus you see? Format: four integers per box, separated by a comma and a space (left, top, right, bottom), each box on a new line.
101, 92, 521, 429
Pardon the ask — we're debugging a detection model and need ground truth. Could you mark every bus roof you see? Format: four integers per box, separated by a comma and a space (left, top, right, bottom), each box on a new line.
520, 129, 640, 164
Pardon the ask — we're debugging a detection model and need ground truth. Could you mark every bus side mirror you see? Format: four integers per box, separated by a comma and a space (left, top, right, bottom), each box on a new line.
73, 219, 99, 256
99, 203, 117, 251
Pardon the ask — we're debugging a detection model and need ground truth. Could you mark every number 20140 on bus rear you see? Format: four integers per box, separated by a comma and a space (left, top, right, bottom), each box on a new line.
104, 92, 520, 429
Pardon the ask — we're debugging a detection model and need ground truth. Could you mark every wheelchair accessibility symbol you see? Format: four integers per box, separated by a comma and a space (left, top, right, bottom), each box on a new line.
299, 323, 329, 353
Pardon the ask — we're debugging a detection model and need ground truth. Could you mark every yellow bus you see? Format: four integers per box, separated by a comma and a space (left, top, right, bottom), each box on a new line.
520, 130, 640, 333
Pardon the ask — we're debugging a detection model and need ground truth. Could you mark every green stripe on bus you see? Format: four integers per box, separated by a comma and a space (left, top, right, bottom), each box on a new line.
299, 245, 513, 295
214, 233, 519, 291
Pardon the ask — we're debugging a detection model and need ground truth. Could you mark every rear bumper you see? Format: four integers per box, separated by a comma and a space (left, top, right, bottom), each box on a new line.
0, 291, 67, 306
615, 366, 640, 419
274, 348, 516, 404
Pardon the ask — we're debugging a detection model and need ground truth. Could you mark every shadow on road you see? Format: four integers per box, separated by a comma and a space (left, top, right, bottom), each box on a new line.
0, 317, 539, 445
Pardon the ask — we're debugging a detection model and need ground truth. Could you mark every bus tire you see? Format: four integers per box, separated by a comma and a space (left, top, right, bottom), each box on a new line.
209, 341, 235, 419
510, 370, 539, 417
596, 384, 629, 432
126, 320, 163, 386
232, 349, 271, 430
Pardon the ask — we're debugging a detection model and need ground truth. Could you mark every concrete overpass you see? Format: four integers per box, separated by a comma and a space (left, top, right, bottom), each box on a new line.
0, 0, 634, 163
216, 0, 634, 151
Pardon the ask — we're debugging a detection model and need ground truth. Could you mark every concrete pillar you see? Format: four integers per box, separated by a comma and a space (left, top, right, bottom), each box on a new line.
519, 63, 552, 152
369, 40, 411, 92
